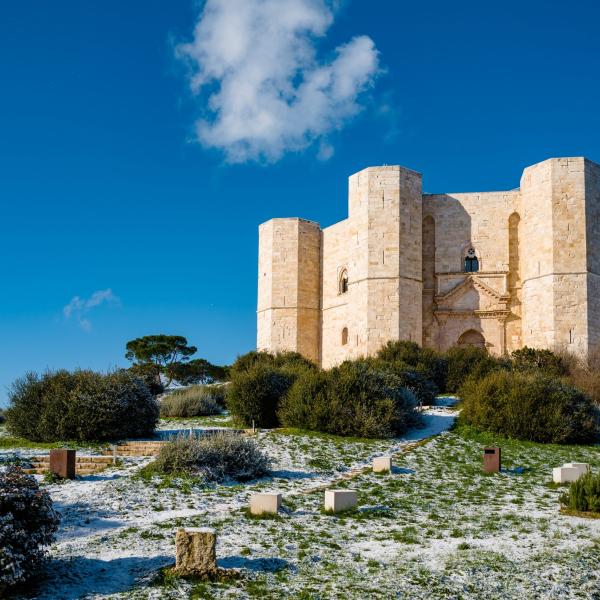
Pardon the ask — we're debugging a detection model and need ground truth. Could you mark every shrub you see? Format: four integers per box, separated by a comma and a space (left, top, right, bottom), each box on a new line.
0, 409, 5, 425
0, 467, 60, 591
230, 350, 316, 377
151, 432, 271, 481
562, 350, 600, 407
511, 347, 568, 377
279, 360, 420, 438
376, 340, 447, 391
459, 370, 600, 444
227, 365, 294, 428
5, 369, 159, 442
444, 346, 507, 393
368, 358, 438, 406
160, 385, 225, 418
560, 472, 600, 513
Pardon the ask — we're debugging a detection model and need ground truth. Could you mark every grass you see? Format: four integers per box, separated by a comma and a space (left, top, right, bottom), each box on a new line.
5, 410, 600, 599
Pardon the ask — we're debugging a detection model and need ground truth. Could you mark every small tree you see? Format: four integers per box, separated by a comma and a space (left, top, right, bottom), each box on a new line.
167, 358, 228, 385
0, 467, 60, 591
125, 335, 197, 387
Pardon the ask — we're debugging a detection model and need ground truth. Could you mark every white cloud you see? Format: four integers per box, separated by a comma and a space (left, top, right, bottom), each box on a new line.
63, 289, 120, 332
176, 0, 380, 163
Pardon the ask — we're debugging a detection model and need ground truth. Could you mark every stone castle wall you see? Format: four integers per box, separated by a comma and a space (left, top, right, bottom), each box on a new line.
257, 157, 600, 367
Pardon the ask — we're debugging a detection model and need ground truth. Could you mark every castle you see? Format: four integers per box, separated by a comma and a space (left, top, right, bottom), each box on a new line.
257, 157, 600, 368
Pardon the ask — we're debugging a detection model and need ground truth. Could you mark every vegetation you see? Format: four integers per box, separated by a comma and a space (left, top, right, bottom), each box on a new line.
444, 345, 507, 393
511, 347, 568, 378
459, 370, 599, 444
148, 432, 271, 481
279, 360, 420, 438
563, 351, 600, 407
0, 467, 60, 591
376, 340, 447, 391
227, 364, 295, 428
5, 369, 159, 442
0, 408, 5, 424
226, 351, 316, 428
160, 385, 226, 418
560, 471, 600, 514
125, 334, 227, 388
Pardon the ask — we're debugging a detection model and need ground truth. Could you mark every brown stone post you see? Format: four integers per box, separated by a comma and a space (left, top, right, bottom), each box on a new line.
483, 447, 501, 473
49, 448, 76, 479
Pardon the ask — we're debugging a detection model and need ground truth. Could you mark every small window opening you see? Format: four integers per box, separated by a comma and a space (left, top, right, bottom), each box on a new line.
341, 327, 348, 345
464, 248, 479, 272
339, 269, 349, 294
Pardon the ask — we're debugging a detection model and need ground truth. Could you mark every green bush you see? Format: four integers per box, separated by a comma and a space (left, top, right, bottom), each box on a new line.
376, 340, 447, 391
511, 347, 568, 377
459, 370, 600, 444
0, 467, 61, 590
367, 358, 438, 406
230, 350, 316, 377
160, 385, 226, 418
0, 409, 5, 425
227, 365, 295, 428
560, 471, 600, 513
279, 360, 420, 438
444, 346, 507, 393
227, 351, 316, 428
5, 370, 159, 442
151, 432, 271, 481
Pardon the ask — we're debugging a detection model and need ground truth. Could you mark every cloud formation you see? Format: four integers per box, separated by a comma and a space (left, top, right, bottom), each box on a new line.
63, 289, 120, 332
176, 0, 380, 163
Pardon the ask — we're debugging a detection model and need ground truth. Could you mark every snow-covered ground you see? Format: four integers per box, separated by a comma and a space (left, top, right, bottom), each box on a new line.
3, 405, 600, 599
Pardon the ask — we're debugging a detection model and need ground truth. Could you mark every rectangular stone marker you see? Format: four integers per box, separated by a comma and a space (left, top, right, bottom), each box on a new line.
250, 492, 282, 515
324, 489, 357, 513
563, 463, 590, 477
483, 447, 501, 473
49, 448, 76, 479
553, 466, 581, 483
373, 456, 392, 473
174, 527, 217, 577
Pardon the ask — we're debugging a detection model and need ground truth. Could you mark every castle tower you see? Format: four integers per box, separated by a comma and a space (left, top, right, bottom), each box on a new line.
520, 157, 600, 357
257, 218, 321, 364
346, 166, 423, 356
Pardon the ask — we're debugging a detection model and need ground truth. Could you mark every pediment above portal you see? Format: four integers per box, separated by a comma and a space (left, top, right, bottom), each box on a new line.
434, 273, 510, 314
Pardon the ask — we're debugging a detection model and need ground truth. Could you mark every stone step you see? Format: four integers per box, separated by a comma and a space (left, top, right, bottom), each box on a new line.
30, 456, 114, 465
23, 466, 106, 476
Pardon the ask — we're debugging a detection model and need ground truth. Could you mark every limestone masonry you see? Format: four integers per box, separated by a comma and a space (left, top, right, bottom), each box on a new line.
257, 157, 600, 367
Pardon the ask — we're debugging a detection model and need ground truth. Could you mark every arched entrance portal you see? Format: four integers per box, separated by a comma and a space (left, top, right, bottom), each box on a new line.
457, 329, 486, 349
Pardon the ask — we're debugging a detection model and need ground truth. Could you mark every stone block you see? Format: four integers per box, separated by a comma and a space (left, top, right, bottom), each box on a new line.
563, 462, 590, 477
250, 492, 282, 515
373, 456, 392, 473
324, 489, 357, 513
174, 528, 217, 577
553, 466, 581, 484
49, 448, 76, 479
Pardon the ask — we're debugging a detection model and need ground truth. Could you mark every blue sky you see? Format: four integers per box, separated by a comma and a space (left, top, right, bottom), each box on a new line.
1, 0, 599, 406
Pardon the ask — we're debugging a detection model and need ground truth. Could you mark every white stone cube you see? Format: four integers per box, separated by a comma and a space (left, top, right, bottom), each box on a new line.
563, 462, 590, 477
324, 489, 357, 513
250, 492, 282, 515
553, 466, 581, 483
373, 456, 392, 473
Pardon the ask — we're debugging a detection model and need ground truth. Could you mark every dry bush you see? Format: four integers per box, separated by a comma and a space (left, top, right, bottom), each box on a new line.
152, 432, 271, 481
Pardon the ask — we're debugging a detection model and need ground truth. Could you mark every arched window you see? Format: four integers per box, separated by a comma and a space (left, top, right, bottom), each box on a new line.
339, 269, 349, 294
464, 248, 479, 272
341, 327, 348, 345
